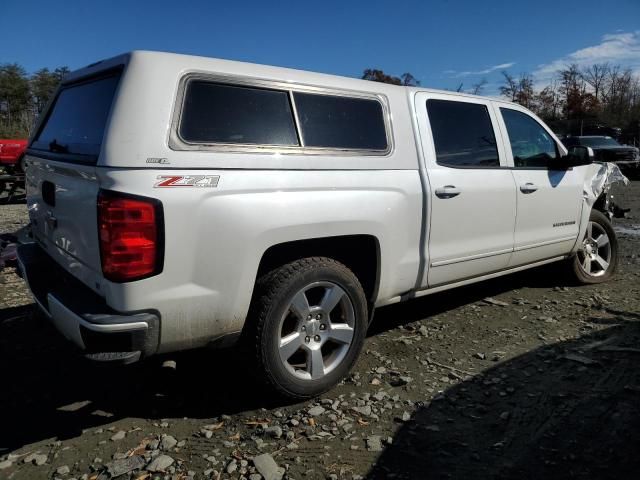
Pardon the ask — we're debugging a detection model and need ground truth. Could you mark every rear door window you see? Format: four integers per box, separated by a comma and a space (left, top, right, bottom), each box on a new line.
179, 81, 299, 146
426, 99, 500, 167
293, 92, 388, 150
31, 72, 121, 162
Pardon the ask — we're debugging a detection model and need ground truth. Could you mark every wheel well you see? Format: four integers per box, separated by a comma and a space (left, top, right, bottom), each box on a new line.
256, 235, 380, 303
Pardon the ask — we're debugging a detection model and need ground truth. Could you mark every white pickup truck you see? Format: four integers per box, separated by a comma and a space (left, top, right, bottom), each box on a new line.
18, 51, 618, 399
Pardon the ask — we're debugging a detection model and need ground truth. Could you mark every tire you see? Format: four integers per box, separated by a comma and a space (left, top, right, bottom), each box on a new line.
248, 257, 368, 400
572, 209, 618, 284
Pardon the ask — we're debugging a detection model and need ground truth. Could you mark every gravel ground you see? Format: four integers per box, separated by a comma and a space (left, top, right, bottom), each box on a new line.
0, 182, 639, 480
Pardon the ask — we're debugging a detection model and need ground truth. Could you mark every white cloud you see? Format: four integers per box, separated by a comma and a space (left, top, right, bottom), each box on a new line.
446, 62, 515, 78
533, 31, 640, 83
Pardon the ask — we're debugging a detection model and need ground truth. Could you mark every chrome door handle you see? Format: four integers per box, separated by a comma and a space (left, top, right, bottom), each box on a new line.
435, 185, 461, 198
520, 183, 538, 194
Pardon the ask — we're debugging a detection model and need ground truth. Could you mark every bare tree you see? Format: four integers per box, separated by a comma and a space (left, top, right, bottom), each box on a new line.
536, 80, 561, 121
499, 71, 518, 101
400, 73, 420, 87
515, 74, 535, 109
471, 78, 487, 95
583, 63, 609, 102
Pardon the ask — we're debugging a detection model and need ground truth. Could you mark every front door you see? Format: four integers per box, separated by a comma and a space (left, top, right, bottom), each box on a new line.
415, 93, 517, 287
494, 104, 586, 266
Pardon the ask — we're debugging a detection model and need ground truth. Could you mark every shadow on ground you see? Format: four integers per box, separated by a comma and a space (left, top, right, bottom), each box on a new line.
0, 263, 597, 457
367, 309, 640, 480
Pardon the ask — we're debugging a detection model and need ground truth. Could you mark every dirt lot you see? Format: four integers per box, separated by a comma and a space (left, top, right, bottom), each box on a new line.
1, 181, 639, 480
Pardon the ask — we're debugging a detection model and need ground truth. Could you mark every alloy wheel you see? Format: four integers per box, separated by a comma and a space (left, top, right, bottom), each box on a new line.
277, 281, 355, 380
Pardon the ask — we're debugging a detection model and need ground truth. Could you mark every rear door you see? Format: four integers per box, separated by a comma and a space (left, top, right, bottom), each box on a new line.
493, 103, 585, 266
26, 70, 122, 287
415, 92, 516, 287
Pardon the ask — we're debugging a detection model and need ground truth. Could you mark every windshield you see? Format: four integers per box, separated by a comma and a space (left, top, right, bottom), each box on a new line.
580, 137, 620, 147
31, 71, 121, 161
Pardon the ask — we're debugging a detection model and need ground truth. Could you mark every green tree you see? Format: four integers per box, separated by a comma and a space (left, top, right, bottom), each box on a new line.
31, 68, 60, 113
0, 63, 31, 137
362, 69, 420, 86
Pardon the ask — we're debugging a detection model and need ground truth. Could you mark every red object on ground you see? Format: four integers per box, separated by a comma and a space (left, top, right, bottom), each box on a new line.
0, 139, 28, 167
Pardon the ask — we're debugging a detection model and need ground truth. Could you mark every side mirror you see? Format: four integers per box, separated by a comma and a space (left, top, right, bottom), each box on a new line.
564, 145, 595, 167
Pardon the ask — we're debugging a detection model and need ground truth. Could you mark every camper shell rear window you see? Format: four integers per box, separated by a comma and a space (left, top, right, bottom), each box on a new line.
30, 69, 122, 163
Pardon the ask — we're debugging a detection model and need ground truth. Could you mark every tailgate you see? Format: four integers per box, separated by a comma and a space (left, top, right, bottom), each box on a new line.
26, 157, 101, 274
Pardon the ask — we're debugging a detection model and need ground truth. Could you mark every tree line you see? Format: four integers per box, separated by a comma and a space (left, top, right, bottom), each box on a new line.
497, 64, 640, 144
1, 61, 638, 146
362, 64, 640, 146
0, 64, 69, 138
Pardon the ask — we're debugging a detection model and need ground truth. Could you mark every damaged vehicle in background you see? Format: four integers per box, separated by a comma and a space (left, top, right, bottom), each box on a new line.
17, 51, 629, 400
562, 135, 640, 177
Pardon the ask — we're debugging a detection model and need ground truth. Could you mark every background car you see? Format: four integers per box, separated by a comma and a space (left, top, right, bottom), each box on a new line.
0, 139, 28, 175
562, 136, 639, 177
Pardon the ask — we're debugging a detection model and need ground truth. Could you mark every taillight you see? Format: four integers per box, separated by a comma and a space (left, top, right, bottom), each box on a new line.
98, 190, 163, 282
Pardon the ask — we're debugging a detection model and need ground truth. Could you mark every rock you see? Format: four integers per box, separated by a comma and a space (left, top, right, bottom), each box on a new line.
372, 391, 387, 402
148, 439, 160, 450
253, 453, 284, 480
162, 359, 177, 370
401, 411, 411, 422
56, 400, 92, 412
226, 459, 238, 474
249, 474, 263, 480
110, 430, 126, 441
0, 460, 12, 470
308, 406, 325, 416
106, 456, 146, 477
56, 465, 70, 475
474, 352, 486, 360
23, 453, 47, 466
265, 425, 283, 439
366, 435, 383, 452
563, 353, 598, 365
483, 297, 509, 307
146, 454, 174, 472
161, 434, 178, 450
351, 405, 372, 417
391, 376, 413, 386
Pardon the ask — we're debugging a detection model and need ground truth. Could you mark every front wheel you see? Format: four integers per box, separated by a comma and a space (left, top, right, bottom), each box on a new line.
249, 257, 368, 400
572, 209, 618, 284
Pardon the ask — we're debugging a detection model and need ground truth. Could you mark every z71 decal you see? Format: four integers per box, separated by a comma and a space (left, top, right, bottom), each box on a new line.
154, 175, 220, 188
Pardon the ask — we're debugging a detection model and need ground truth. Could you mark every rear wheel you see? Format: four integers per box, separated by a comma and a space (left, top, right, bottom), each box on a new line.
249, 257, 367, 400
572, 209, 618, 284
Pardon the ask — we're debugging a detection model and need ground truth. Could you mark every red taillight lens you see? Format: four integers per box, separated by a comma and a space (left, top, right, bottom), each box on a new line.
98, 191, 163, 282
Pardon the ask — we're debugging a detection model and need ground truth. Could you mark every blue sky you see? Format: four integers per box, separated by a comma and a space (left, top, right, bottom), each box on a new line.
1, 0, 639, 95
